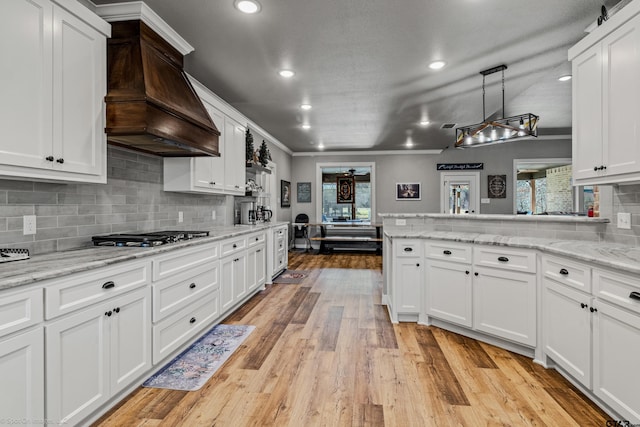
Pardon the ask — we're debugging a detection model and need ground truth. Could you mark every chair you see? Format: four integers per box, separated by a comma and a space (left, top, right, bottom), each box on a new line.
293, 213, 309, 250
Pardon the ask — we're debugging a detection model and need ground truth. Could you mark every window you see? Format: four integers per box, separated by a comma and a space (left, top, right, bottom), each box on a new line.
316, 163, 375, 223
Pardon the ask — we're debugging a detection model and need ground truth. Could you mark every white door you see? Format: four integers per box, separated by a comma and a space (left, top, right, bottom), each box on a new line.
440, 172, 480, 214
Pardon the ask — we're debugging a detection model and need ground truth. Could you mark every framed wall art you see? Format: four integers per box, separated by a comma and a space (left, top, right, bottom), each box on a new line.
281, 180, 291, 207
488, 175, 507, 198
337, 176, 354, 203
396, 183, 421, 200
297, 182, 311, 203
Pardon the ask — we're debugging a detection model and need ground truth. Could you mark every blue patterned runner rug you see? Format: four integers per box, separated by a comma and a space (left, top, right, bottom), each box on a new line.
143, 324, 255, 391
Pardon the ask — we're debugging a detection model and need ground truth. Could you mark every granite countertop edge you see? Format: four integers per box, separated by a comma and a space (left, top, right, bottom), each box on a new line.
384, 229, 640, 276
378, 213, 610, 223
0, 222, 289, 291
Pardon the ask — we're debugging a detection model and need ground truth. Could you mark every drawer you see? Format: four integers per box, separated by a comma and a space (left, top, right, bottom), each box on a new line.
220, 236, 247, 258
395, 239, 423, 258
594, 268, 640, 315
248, 232, 266, 247
153, 241, 219, 282
152, 290, 220, 364
276, 236, 286, 252
0, 288, 43, 338
45, 260, 150, 320
542, 255, 591, 293
425, 241, 472, 263
473, 246, 536, 273
152, 261, 220, 322
274, 226, 287, 237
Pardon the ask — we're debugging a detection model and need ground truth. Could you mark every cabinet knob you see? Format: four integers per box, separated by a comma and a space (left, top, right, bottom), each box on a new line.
256, 237, 259, 241
629, 291, 640, 301
590, 306, 598, 313
594, 166, 598, 171
474, 272, 479, 276
559, 268, 569, 276
581, 303, 588, 309
190, 317, 196, 324
443, 250, 452, 255
45, 156, 54, 162
233, 244, 237, 248
114, 307, 120, 313
102, 281, 115, 289
56, 158, 64, 164
416, 263, 420, 267
465, 270, 470, 275
497, 256, 509, 262
602, 165, 607, 170
257, 249, 261, 253
105, 311, 112, 317
189, 283, 196, 289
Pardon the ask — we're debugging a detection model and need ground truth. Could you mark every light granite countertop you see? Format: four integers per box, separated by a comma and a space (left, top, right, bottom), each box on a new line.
384, 229, 640, 276
379, 213, 610, 223
0, 222, 289, 291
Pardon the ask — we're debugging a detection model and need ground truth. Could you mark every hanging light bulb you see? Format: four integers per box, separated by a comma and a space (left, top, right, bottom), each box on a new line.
503, 127, 511, 139
479, 131, 486, 143
518, 117, 526, 136
490, 127, 497, 141
465, 131, 472, 145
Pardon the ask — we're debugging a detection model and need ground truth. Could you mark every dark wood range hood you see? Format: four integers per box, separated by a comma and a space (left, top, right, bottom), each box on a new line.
105, 20, 219, 157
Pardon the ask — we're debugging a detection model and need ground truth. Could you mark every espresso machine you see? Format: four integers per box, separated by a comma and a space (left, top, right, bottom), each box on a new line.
240, 201, 257, 225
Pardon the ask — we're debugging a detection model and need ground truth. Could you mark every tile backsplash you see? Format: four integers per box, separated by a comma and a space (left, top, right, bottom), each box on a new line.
0, 146, 228, 254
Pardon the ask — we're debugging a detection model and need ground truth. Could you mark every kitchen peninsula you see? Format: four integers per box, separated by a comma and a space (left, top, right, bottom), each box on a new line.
381, 212, 640, 423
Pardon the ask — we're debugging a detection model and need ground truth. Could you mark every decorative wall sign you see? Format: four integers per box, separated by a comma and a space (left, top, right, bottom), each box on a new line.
396, 183, 421, 200
488, 175, 507, 198
281, 180, 291, 207
297, 182, 311, 203
437, 163, 484, 171
337, 177, 354, 203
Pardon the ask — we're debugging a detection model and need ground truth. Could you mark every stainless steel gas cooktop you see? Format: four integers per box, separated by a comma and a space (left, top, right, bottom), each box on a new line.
91, 231, 210, 247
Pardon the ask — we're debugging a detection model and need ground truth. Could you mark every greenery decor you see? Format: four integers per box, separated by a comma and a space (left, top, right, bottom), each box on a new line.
245, 128, 254, 164
258, 140, 270, 167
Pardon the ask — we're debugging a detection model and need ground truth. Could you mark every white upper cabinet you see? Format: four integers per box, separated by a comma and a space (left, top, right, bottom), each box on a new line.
0, 0, 109, 183
571, 5, 640, 185
164, 77, 247, 195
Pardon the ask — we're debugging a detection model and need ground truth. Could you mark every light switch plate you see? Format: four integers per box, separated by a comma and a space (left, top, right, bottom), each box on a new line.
23, 215, 36, 235
481, 198, 491, 204
617, 212, 631, 229
395, 219, 407, 226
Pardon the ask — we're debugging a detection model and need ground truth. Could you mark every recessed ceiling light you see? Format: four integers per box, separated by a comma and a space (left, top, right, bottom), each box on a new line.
318, 143, 325, 150
279, 69, 295, 78
558, 75, 572, 82
300, 104, 312, 110
235, 0, 261, 14
419, 120, 430, 126
429, 61, 446, 70
301, 124, 311, 130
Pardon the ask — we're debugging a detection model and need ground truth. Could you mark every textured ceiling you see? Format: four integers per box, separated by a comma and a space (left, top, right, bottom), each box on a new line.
93, 0, 616, 152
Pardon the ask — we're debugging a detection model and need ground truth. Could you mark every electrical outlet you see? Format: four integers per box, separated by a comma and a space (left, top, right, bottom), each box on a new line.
23, 215, 36, 235
178, 211, 184, 223
395, 219, 407, 226
617, 212, 631, 229
481, 198, 491, 204
211, 210, 216, 220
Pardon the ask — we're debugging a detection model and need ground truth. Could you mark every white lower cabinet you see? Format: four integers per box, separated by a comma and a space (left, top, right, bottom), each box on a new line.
46, 287, 151, 426
0, 328, 44, 427
425, 259, 472, 328
390, 239, 423, 322
473, 266, 537, 346
221, 252, 247, 312
247, 244, 266, 292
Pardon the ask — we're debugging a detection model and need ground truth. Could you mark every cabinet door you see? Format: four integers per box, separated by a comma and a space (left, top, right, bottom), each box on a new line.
247, 245, 266, 292
572, 43, 603, 181
603, 14, 640, 178
0, 328, 44, 427
194, 102, 225, 191
425, 260, 472, 327
220, 256, 235, 312
224, 117, 246, 194
255, 245, 266, 289
46, 305, 109, 425
52, 5, 105, 177
0, 0, 53, 170
593, 300, 640, 422
543, 279, 592, 388
233, 253, 247, 301
109, 288, 151, 396
393, 258, 423, 314
473, 267, 537, 346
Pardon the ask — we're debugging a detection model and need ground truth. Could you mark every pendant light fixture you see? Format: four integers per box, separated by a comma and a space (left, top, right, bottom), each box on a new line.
455, 65, 538, 148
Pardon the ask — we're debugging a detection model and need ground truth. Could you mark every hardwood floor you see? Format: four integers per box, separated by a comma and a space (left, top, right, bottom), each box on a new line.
93, 251, 609, 426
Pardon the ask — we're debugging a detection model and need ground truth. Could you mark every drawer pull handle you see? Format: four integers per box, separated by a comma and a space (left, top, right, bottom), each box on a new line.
590, 307, 598, 313
404, 247, 413, 252
630, 291, 640, 301
105, 311, 112, 317
190, 317, 196, 324
114, 307, 120, 313
45, 155, 54, 162
497, 256, 509, 262
56, 158, 64, 164
443, 250, 452, 255
559, 268, 569, 275
189, 283, 196, 289
102, 281, 115, 289
257, 249, 261, 253
580, 303, 588, 309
